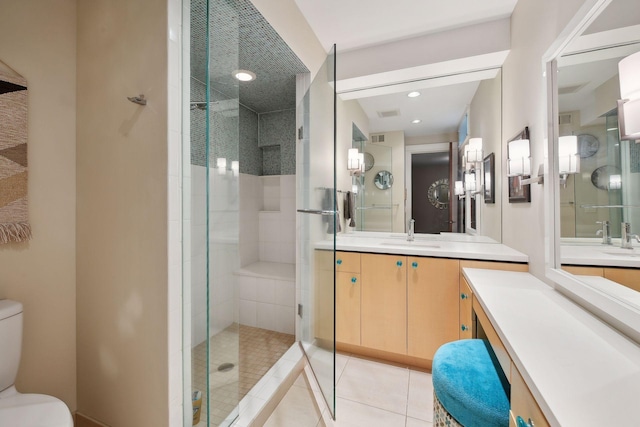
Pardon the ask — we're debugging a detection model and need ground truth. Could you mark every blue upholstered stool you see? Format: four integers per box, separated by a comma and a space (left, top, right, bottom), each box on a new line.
432, 339, 510, 427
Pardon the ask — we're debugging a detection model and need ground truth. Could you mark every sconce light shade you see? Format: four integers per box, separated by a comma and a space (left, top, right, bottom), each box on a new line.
465, 138, 483, 163
217, 157, 227, 175
359, 153, 365, 173
619, 51, 640, 101
454, 180, 464, 196
558, 135, 579, 174
618, 52, 640, 140
507, 139, 531, 176
348, 148, 359, 170
609, 174, 622, 190
464, 172, 476, 192
231, 160, 239, 174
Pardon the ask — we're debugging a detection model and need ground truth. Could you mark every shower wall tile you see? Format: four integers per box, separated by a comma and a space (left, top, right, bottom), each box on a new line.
240, 106, 262, 175
240, 173, 261, 267
262, 146, 281, 175
258, 109, 295, 147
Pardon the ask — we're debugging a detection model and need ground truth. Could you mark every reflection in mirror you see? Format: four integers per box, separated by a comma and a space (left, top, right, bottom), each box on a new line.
547, 0, 640, 336
343, 68, 503, 242
374, 170, 394, 190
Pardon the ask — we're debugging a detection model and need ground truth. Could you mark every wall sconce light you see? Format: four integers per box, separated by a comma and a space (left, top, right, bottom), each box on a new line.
465, 138, 483, 164
231, 160, 239, 175
216, 157, 227, 175
464, 172, 477, 192
618, 51, 640, 142
454, 180, 465, 197
507, 138, 531, 176
348, 148, 364, 176
557, 135, 579, 186
609, 174, 622, 190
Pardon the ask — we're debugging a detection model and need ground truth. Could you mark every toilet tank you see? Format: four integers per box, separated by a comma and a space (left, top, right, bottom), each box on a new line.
0, 300, 23, 393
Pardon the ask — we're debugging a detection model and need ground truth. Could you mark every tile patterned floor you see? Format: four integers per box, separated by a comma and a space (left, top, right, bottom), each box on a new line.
192, 324, 295, 426
265, 353, 435, 427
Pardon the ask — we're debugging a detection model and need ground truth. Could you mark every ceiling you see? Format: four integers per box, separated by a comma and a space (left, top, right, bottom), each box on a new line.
294, 0, 518, 52
295, 0, 517, 138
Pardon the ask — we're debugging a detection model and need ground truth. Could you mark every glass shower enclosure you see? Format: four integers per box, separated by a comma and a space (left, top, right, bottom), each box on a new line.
182, 0, 338, 424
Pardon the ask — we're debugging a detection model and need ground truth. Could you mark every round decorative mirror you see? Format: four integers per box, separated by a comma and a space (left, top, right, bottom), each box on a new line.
428, 178, 450, 209
374, 170, 394, 190
363, 152, 375, 171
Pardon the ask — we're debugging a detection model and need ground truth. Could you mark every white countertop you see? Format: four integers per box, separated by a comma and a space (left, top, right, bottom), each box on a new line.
316, 233, 528, 263
561, 243, 640, 267
576, 275, 640, 310
463, 268, 640, 427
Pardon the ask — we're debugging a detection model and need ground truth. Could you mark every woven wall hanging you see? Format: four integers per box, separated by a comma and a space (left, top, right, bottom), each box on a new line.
0, 60, 31, 243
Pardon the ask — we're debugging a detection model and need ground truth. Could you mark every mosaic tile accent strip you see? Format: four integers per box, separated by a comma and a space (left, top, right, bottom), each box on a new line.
258, 110, 295, 147
191, 324, 294, 427
240, 106, 261, 175
262, 146, 281, 176
630, 140, 640, 173
191, 0, 308, 114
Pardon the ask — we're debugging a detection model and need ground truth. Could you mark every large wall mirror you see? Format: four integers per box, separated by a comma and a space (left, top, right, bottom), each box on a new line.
546, 0, 640, 341
343, 68, 503, 243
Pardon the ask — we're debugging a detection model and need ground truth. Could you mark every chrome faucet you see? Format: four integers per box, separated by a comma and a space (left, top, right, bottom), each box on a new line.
621, 222, 640, 249
407, 218, 415, 241
596, 221, 611, 245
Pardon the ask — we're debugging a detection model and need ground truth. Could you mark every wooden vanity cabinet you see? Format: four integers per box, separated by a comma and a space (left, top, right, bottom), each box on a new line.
562, 265, 640, 293
510, 365, 550, 427
604, 267, 640, 293
361, 253, 407, 354
336, 252, 361, 346
407, 257, 459, 360
459, 277, 473, 339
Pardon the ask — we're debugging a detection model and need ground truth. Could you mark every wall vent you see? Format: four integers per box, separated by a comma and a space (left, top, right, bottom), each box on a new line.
371, 134, 385, 143
559, 113, 572, 125
376, 110, 399, 118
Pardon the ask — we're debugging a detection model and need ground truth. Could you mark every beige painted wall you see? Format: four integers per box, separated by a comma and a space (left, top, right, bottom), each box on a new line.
502, 0, 586, 278
470, 71, 502, 242
0, 0, 77, 412
76, 0, 169, 425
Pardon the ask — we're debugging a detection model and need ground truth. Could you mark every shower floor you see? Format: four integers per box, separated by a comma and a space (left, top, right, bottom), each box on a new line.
192, 323, 295, 426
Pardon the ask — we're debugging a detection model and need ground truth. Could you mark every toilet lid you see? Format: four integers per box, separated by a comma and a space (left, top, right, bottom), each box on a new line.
0, 393, 73, 427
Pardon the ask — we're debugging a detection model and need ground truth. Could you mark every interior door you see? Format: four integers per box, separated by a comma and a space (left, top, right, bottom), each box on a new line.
297, 45, 337, 418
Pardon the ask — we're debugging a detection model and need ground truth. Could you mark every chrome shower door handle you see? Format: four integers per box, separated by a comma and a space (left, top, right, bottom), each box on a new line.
297, 209, 337, 216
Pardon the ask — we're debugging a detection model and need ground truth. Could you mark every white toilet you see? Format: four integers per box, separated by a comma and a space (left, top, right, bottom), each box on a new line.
0, 300, 74, 426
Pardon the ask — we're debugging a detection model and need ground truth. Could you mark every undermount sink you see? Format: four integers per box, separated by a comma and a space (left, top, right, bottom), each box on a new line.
380, 241, 440, 248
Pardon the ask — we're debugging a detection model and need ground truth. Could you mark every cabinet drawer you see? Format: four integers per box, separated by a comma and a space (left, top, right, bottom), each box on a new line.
473, 295, 511, 383
510, 364, 550, 427
336, 251, 361, 273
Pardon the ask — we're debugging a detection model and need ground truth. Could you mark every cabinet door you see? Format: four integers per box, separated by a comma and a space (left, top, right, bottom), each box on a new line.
361, 253, 407, 354
604, 267, 640, 293
459, 276, 473, 339
314, 250, 335, 342
336, 271, 361, 346
407, 257, 459, 360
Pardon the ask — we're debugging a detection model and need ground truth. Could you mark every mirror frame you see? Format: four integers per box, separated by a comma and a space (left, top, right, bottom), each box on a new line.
544, 0, 640, 343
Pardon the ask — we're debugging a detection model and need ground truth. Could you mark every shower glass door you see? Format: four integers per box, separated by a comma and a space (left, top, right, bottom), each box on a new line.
185, 0, 241, 425
298, 45, 337, 418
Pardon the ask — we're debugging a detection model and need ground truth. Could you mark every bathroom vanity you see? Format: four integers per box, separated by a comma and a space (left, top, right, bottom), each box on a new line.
463, 267, 640, 426
314, 233, 528, 369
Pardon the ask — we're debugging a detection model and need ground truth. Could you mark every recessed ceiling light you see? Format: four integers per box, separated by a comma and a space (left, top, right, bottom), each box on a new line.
408, 91, 421, 98
233, 69, 256, 82
411, 119, 421, 124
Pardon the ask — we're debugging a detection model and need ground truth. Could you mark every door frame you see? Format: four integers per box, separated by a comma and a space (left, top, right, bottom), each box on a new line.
404, 142, 451, 232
